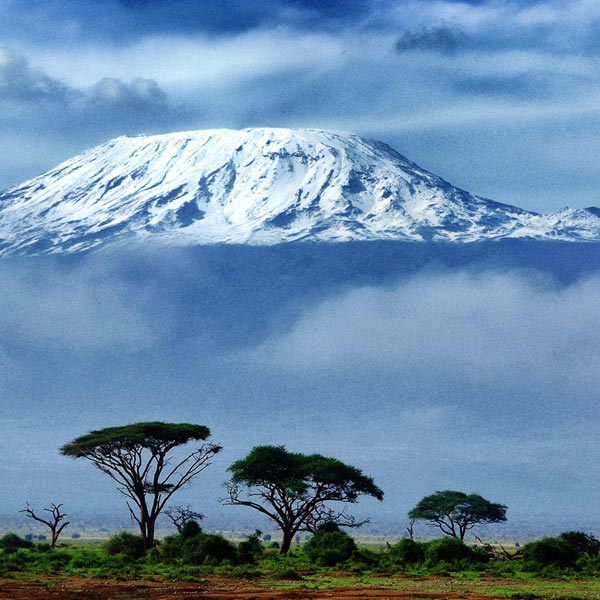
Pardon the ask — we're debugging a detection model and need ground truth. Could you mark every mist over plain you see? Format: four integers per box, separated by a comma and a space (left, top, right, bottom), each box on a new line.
2, 241, 600, 532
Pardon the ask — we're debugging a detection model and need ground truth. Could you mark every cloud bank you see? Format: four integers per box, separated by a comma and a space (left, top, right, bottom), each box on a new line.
250, 270, 600, 423
1, 248, 599, 527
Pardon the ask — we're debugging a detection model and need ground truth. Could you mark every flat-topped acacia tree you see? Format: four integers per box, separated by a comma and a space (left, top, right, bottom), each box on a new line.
60, 422, 221, 549
408, 490, 507, 541
224, 445, 384, 554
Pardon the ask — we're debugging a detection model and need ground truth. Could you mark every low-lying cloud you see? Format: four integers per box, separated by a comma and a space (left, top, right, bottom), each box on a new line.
0, 259, 156, 351
250, 270, 600, 424
1, 249, 600, 523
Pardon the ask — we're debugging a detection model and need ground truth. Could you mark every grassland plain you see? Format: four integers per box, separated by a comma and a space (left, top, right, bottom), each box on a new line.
2, 539, 600, 600
3, 571, 600, 599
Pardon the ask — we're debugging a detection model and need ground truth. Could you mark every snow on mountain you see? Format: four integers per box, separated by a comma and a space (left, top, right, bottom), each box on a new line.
0, 127, 599, 254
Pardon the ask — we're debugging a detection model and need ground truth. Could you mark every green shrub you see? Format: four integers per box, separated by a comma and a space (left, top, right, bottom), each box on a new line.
423, 537, 481, 567
68, 549, 108, 570
159, 530, 238, 565
193, 533, 237, 565
238, 530, 263, 564
0, 533, 33, 552
33, 551, 71, 573
104, 531, 146, 560
559, 531, 600, 557
303, 523, 357, 566
522, 537, 576, 568
350, 546, 380, 569
523, 531, 600, 573
0, 548, 31, 573
389, 538, 426, 564
180, 519, 202, 538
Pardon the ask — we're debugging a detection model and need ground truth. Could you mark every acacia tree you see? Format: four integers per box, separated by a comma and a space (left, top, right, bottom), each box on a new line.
60, 422, 221, 549
20, 502, 70, 548
408, 490, 507, 541
223, 445, 383, 554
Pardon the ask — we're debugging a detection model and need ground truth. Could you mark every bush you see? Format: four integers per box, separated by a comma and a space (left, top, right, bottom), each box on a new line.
193, 533, 238, 565
238, 530, 263, 564
159, 530, 238, 565
180, 519, 202, 539
68, 549, 108, 569
389, 538, 426, 564
424, 537, 480, 567
348, 546, 380, 570
0, 533, 33, 552
36, 551, 71, 572
522, 537, 576, 569
559, 531, 600, 557
303, 523, 357, 566
521, 532, 600, 573
104, 532, 146, 560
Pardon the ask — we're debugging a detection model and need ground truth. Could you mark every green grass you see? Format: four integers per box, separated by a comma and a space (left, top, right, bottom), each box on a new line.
3, 539, 600, 599
258, 572, 600, 598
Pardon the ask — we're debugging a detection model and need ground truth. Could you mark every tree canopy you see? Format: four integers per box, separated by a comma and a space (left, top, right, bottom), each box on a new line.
60, 422, 211, 456
61, 421, 221, 549
224, 445, 383, 553
408, 490, 507, 541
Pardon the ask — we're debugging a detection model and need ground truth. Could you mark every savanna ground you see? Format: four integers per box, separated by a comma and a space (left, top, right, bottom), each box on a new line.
3, 529, 600, 599
2, 572, 600, 599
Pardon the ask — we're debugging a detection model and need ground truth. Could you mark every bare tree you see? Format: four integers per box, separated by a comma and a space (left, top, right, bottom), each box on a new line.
20, 502, 70, 548
164, 505, 204, 533
302, 504, 369, 533
474, 535, 524, 561
405, 518, 415, 541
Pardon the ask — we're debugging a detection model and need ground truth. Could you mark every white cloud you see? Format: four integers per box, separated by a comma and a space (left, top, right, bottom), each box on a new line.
26, 29, 344, 89
389, 0, 600, 33
249, 271, 600, 422
0, 261, 156, 350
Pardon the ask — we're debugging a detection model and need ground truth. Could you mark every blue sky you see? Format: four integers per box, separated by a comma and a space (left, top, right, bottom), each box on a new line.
1, 0, 599, 212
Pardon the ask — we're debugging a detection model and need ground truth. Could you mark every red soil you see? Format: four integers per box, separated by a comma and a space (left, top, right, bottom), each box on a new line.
0, 576, 506, 599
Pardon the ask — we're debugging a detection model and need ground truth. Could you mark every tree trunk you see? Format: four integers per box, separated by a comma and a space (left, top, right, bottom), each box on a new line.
138, 511, 156, 550
145, 518, 155, 549
280, 529, 294, 554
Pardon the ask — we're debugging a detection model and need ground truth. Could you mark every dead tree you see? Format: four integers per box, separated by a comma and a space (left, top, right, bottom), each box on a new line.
164, 505, 204, 533
20, 502, 70, 548
405, 519, 416, 540
474, 535, 524, 561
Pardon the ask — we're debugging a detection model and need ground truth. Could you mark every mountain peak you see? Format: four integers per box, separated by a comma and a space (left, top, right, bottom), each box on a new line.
0, 127, 599, 254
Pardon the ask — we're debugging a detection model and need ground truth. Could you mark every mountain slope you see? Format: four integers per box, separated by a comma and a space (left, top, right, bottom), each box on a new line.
0, 127, 599, 254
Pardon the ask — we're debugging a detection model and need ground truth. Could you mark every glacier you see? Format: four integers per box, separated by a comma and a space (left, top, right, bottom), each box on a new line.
0, 127, 599, 254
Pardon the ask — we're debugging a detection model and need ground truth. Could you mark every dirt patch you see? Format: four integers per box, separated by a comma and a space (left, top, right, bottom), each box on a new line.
0, 576, 506, 600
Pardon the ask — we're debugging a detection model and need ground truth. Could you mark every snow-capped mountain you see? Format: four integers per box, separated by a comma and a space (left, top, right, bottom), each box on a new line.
0, 127, 599, 254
